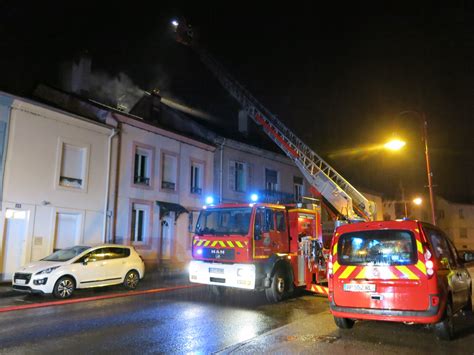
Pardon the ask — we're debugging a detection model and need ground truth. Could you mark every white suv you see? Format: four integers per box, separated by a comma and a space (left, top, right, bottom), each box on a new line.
12, 244, 145, 298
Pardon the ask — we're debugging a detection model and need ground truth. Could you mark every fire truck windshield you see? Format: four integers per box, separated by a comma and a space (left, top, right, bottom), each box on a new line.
195, 207, 252, 236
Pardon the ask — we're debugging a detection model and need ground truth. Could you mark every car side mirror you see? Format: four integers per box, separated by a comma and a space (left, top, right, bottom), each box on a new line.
83, 257, 89, 266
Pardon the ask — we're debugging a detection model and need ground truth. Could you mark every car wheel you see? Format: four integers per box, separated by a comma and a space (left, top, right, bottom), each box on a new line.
123, 270, 140, 290
434, 301, 455, 340
265, 267, 289, 303
334, 316, 355, 329
53, 276, 75, 299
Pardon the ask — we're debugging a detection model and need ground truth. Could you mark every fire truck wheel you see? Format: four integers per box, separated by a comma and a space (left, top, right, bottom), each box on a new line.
265, 267, 289, 303
434, 301, 455, 341
333, 316, 354, 329
209, 285, 226, 298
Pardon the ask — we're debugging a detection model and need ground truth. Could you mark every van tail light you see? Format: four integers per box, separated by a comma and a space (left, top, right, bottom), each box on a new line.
424, 248, 435, 279
328, 254, 333, 278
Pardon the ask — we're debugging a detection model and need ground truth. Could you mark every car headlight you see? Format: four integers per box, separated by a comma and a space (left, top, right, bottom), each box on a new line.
35, 266, 60, 275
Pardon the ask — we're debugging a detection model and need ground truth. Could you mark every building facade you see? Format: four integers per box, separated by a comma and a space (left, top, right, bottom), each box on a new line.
0, 92, 114, 280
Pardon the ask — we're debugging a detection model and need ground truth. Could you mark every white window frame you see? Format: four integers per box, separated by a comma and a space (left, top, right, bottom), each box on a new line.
161, 151, 178, 192
190, 160, 204, 195
55, 138, 90, 192
131, 203, 149, 244
229, 160, 247, 193
132, 143, 154, 188
265, 168, 279, 192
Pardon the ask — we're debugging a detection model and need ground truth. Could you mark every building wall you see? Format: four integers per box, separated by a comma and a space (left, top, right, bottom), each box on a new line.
108, 115, 214, 268
214, 139, 308, 204
0, 95, 113, 280
400, 195, 474, 251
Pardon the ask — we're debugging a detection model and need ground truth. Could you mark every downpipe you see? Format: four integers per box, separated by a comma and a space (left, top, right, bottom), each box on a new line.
102, 127, 119, 243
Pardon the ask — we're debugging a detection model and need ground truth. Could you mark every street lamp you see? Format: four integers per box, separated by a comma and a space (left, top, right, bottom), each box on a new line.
385, 111, 437, 225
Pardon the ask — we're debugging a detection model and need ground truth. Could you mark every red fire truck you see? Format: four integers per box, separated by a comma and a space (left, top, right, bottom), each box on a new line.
174, 19, 376, 301
189, 202, 328, 301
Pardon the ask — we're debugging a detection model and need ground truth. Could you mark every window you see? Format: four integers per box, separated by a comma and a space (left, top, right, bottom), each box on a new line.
459, 209, 464, 219
134, 147, 152, 186
196, 207, 252, 236
460, 228, 468, 239
276, 211, 286, 232
162, 153, 177, 190
190, 161, 204, 195
229, 160, 247, 192
108, 247, 131, 259
424, 227, 455, 268
294, 176, 304, 202
131, 204, 148, 242
59, 143, 87, 189
264, 208, 275, 232
265, 169, 278, 191
338, 230, 416, 266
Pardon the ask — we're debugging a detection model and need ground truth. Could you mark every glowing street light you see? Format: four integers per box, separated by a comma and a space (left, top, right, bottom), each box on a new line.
413, 197, 422, 206
384, 139, 406, 151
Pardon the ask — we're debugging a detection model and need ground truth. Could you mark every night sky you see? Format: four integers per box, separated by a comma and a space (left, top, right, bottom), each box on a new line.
1, 1, 473, 203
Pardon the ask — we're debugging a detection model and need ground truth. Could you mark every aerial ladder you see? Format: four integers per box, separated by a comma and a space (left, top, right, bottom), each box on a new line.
174, 20, 376, 222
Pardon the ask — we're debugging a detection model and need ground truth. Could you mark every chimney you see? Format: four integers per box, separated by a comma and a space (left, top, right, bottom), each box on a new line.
238, 109, 248, 135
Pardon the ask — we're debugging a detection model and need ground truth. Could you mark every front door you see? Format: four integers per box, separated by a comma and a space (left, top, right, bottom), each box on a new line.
1, 204, 35, 281
254, 207, 281, 258
160, 215, 173, 260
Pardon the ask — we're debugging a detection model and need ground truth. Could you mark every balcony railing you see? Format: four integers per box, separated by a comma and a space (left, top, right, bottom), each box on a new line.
258, 189, 296, 204
191, 186, 202, 195
162, 181, 176, 190
134, 176, 150, 185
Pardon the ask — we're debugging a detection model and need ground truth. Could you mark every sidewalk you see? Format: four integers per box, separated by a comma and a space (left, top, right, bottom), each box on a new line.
0, 267, 188, 299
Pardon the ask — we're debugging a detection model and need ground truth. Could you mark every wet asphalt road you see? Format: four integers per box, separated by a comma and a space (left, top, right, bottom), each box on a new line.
0, 287, 328, 354
0, 276, 472, 354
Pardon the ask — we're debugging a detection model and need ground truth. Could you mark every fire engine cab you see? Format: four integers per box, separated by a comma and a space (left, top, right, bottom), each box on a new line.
189, 203, 328, 302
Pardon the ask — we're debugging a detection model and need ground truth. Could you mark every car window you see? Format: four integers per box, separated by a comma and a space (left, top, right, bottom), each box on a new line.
446, 238, 462, 267
338, 229, 417, 266
109, 247, 131, 259
80, 248, 109, 262
264, 209, 275, 232
424, 227, 455, 268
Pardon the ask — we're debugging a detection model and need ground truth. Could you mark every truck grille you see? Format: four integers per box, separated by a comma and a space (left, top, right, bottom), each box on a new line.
14, 273, 32, 284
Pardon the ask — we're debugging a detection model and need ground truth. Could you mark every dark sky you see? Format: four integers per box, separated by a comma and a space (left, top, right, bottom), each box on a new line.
1, 1, 473, 203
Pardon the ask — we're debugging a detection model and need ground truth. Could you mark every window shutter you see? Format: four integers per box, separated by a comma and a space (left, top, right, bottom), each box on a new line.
228, 160, 235, 191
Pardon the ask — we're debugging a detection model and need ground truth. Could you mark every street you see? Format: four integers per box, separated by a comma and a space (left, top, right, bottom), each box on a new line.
0, 282, 472, 354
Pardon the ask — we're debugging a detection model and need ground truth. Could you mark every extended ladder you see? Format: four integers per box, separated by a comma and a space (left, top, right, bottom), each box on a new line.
199, 50, 376, 221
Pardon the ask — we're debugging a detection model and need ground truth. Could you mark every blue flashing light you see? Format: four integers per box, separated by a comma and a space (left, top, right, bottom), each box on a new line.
250, 193, 259, 202
205, 196, 214, 205
196, 248, 203, 256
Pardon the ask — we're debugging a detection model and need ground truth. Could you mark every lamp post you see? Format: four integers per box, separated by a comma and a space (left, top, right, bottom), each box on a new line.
386, 111, 437, 225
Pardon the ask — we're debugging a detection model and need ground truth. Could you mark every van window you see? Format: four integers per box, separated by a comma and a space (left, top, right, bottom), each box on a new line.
424, 227, 455, 268
338, 230, 417, 266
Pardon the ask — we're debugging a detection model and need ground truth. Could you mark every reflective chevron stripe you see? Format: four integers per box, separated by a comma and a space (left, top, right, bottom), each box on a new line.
310, 284, 329, 295
192, 239, 247, 248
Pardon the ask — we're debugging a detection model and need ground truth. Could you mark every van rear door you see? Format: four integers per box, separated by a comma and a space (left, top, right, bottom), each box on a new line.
333, 229, 429, 311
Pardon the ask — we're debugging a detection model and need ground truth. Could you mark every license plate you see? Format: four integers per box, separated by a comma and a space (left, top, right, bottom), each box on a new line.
15, 279, 26, 285
343, 283, 376, 292
209, 267, 224, 274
